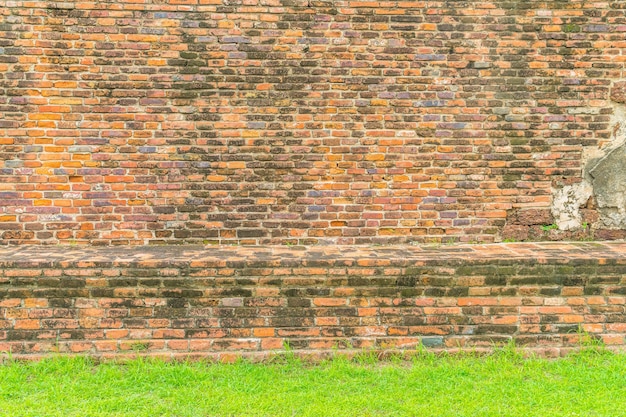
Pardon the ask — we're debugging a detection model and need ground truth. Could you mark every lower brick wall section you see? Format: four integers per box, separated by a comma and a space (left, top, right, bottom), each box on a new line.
1, 242, 626, 359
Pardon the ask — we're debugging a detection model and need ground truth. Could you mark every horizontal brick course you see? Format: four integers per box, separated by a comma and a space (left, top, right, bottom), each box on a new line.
0, 242, 625, 359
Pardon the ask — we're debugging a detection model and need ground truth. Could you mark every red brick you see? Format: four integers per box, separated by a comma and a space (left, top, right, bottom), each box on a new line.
313, 298, 347, 307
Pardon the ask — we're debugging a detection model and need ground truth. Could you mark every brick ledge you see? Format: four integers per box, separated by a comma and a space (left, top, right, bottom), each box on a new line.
1, 242, 625, 267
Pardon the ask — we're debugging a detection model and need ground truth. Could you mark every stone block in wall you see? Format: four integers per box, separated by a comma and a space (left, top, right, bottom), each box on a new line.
508, 209, 553, 226
501, 225, 529, 241
610, 81, 626, 103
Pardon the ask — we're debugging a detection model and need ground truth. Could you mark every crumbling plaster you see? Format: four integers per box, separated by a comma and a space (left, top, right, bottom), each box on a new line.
551, 85, 626, 231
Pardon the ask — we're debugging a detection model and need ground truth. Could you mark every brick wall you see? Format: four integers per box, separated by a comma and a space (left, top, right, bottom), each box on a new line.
0, 243, 625, 359
1, 1, 626, 245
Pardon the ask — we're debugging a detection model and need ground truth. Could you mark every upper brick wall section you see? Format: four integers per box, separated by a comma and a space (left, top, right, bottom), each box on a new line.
1, 0, 626, 245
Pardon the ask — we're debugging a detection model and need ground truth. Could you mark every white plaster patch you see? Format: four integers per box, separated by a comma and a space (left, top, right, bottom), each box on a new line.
551, 182, 592, 231
551, 98, 626, 231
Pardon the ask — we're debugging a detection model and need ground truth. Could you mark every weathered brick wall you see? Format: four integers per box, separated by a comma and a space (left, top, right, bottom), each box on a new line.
0, 243, 625, 359
1, 1, 626, 245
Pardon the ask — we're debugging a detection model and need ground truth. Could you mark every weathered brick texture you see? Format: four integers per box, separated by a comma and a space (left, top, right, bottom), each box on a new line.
1, 1, 626, 245
0, 243, 625, 359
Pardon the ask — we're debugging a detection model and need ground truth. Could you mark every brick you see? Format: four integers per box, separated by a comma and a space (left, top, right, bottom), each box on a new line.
312, 298, 347, 307
14, 320, 40, 330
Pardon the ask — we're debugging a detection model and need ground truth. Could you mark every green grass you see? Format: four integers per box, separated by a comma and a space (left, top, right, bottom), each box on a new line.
1, 348, 626, 416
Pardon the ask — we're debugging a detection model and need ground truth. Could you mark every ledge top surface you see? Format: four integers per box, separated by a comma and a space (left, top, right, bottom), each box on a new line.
0, 242, 624, 266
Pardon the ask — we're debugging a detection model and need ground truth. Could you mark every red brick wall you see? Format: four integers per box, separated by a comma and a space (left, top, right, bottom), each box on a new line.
1, 1, 625, 245
1, 244, 625, 359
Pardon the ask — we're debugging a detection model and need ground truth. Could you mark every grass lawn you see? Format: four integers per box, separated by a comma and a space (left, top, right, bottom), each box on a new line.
1, 347, 625, 416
